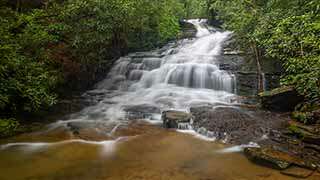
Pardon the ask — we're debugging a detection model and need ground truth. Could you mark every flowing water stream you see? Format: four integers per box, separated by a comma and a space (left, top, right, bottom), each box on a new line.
0, 20, 299, 180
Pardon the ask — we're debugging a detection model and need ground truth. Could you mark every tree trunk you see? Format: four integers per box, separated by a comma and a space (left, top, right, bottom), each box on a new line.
251, 42, 264, 93
16, 0, 21, 12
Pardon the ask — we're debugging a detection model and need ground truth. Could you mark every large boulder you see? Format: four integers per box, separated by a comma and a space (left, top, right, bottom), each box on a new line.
190, 106, 288, 144
259, 86, 304, 112
162, 110, 192, 129
244, 147, 317, 170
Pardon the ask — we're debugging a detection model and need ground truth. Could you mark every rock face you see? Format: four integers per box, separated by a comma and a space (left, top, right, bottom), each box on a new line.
244, 147, 317, 170
162, 111, 192, 129
259, 86, 304, 111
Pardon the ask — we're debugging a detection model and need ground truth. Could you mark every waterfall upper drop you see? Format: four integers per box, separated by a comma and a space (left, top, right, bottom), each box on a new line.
137, 20, 235, 92
102, 19, 236, 93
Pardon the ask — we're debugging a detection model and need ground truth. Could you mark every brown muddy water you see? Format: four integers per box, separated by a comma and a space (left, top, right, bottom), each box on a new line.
1, 121, 317, 180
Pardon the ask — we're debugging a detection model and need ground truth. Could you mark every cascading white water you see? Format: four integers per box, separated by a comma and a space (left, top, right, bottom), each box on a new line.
0, 19, 240, 152
52, 19, 237, 126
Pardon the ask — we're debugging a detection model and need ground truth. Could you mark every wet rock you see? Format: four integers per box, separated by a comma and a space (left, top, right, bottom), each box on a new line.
313, 109, 320, 123
49, 96, 94, 118
244, 147, 317, 170
288, 121, 320, 145
288, 120, 320, 135
179, 20, 197, 39
236, 72, 260, 96
66, 122, 116, 140
162, 110, 192, 129
281, 166, 314, 178
244, 147, 291, 169
190, 106, 275, 144
305, 144, 320, 153
123, 104, 161, 120
142, 58, 162, 70
259, 86, 304, 112
303, 135, 320, 146
219, 63, 232, 71
123, 104, 161, 114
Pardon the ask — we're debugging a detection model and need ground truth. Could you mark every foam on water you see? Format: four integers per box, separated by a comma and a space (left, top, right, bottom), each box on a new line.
216, 142, 260, 153
177, 129, 217, 142
0, 138, 125, 156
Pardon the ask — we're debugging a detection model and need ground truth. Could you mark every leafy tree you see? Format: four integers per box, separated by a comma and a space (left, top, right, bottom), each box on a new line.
0, 7, 60, 115
210, 0, 320, 102
0, 0, 186, 130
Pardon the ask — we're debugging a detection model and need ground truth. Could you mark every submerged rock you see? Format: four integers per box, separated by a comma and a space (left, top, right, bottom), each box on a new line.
162, 110, 192, 129
244, 147, 317, 170
259, 86, 304, 111
281, 166, 314, 178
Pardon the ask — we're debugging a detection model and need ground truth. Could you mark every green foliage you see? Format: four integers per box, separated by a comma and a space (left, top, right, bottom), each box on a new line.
211, 0, 320, 102
288, 124, 305, 138
181, 0, 208, 18
0, 7, 60, 114
0, 118, 19, 137
292, 111, 312, 124
265, 13, 320, 100
42, 0, 186, 65
0, 0, 186, 120
258, 86, 293, 97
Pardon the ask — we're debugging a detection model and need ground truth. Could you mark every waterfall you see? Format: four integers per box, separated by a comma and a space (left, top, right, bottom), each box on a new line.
54, 19, 237, 125
103, 19, 235, 93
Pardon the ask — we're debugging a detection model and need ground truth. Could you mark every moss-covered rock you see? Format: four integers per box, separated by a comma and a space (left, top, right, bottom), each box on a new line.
292, 111, 313, 124
292, 102, 320, 124
244, 147, 317, 170
259, 86, 304, 111
288, 121, 320, 145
